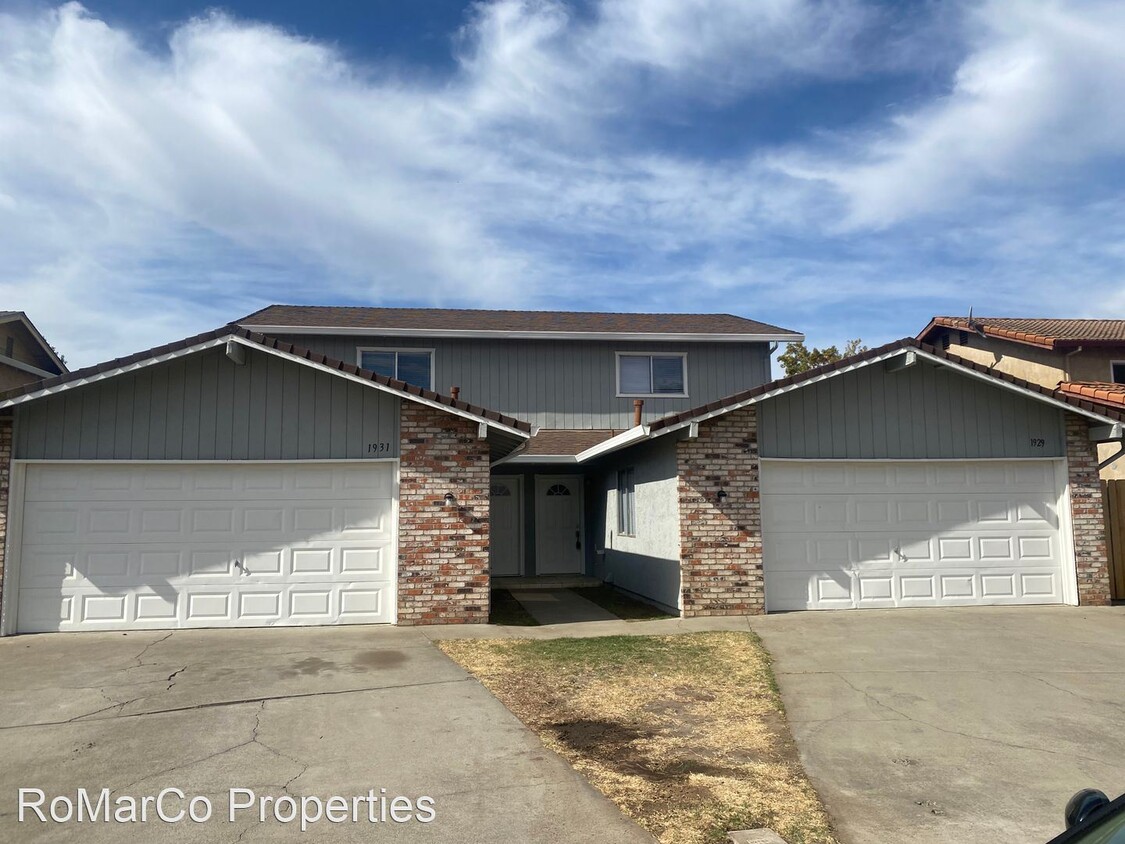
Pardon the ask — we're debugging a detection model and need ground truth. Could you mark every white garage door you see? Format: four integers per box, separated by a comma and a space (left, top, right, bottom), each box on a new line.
761, 460, 1070, 611
15, 462, 397, 632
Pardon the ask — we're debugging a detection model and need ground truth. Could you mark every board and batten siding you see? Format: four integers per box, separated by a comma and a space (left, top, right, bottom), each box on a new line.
15, 346, 400, 461
273, 334, 773, 430
757, 358, 1065, 460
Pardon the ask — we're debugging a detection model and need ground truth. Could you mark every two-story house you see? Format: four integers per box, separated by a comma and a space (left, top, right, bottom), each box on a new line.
0, 306, 1119, 635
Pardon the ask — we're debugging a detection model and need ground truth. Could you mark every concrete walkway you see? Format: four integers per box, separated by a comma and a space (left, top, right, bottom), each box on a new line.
512, 589, 619, 625
422, 614, 755, 640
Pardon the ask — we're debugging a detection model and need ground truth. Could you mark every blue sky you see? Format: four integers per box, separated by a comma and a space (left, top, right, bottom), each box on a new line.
1, 0, 1123, 366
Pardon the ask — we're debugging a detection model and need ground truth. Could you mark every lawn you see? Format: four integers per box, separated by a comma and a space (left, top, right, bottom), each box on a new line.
438, 631, 837, 844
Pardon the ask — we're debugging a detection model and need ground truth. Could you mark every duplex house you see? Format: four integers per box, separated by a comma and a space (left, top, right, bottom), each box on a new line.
0, 307, 1119, 635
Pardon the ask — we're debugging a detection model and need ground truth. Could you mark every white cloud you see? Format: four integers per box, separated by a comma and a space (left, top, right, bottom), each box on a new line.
801, 0, 1125, 228
0, 1, 1123, 367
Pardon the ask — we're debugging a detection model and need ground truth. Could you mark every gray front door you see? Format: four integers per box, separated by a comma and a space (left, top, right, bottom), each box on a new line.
534, 475, 584, 575
490, 477, 523, 577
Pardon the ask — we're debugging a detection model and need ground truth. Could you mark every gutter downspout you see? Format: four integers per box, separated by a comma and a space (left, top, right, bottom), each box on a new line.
1062, 345, 1084, 381
1100, 443, 1125, 471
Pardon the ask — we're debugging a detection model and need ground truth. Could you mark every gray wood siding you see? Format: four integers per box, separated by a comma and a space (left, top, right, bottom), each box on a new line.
275, 334, 773, 429
758, 359, 1066, 459
15, 346, 400, 460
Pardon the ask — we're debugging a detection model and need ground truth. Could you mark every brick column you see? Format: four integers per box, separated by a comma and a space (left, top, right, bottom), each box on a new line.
1065, 413, 1111, 606
397, 403, 491, 624
0, 416, 10, 629
676, 407, 764, 616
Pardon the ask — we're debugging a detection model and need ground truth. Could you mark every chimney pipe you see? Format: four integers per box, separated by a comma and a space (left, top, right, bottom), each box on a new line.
450, 386, 460, 401
633, 399, 644, 427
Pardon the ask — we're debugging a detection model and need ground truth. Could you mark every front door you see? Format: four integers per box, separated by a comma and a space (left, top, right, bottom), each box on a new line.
534, 475, 584, 575
490, 476, 523, 576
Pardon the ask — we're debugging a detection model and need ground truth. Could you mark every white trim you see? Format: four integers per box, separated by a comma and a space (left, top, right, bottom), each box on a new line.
1, 459, 27, 636
1, 458, 402, 635
534, 474, 585, 575
242, 324, 804, 343
0, 334, 531, 441
574, 425, 649, 462
616, 466, 637, 537
0, 354, 54, 379
1110, 359, 1125, 384
356, 346, 436, 391
1055, 458, 1080, 607
489, 475, 525, 577
615, 351, 688, 398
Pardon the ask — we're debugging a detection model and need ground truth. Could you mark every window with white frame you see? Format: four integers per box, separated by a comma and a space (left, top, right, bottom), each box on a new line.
616, 353, 687, 397
1112, 361, 1125, 384
358, 348, 434, 389
617, 468, 636, 536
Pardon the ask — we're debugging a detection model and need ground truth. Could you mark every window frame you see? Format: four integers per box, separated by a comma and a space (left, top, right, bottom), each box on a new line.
356, 347, 436, 390
614, 352, 688, 398
616, 467, 636, 537
1111, 360, 1125, 384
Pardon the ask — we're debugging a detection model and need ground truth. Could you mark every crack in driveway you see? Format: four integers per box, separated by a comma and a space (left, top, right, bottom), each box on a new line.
2, 676, 473, 730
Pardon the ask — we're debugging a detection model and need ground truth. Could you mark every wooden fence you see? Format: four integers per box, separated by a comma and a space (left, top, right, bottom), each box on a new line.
1102, 479, 1125, 600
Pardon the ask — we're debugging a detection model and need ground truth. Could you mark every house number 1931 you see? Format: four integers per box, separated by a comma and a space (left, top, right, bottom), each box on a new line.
367, 442, 392, 454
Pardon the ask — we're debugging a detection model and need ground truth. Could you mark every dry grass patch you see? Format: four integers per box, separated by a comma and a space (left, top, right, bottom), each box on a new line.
438, 632, 837, 844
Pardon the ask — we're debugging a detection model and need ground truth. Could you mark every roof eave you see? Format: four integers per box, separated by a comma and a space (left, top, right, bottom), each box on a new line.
239, 324, 805, 344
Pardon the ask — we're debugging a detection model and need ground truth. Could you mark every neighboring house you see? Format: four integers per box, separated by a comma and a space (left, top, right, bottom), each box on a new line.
917, 317, 1125, 477
0, 311, 66, 391
0, 308, 1118, 635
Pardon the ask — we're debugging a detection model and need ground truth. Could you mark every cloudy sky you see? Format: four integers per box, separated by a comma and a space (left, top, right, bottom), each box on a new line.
1, 0, 1123, 367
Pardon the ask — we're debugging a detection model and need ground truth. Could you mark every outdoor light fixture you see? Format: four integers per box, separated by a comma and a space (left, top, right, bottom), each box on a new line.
444, 492, 456, 506
716, 489, 728, 502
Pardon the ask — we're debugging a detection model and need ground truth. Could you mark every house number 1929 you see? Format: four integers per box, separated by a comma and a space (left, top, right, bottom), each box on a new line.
1029, 438, 1045, 448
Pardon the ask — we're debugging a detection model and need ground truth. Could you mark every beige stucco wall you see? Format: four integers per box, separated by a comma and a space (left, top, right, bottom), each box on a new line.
944, 333, 1124, 385
1099, 442, 1125, 479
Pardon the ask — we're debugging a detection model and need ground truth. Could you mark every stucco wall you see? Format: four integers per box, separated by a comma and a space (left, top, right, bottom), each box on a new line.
600, 437, 682, 611
944, 332, 1125, 385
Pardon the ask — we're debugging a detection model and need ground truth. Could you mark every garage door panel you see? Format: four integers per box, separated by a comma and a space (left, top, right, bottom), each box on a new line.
16, 463, 397, 632
762, 460, 1067, 611
24, 464, 396, 503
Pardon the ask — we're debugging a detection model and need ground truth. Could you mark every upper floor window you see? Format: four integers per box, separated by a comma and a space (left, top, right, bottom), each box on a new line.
358, 348, 434, 390
1112, 361, 1125, 384
616, 352, 687, 397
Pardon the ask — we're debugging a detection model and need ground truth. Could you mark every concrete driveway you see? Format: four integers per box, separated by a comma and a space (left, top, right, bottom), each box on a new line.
754, 606, 1125, 844
0, 625, 652, 843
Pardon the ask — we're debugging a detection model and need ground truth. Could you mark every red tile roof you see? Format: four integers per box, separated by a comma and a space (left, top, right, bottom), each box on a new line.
0, 326, 533, 434
237, 304, 801, 338
1058, 382, 1125, 408
919, 317, 1125, 349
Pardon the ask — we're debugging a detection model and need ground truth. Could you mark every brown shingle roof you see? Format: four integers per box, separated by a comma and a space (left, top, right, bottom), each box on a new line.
0, 326, 533, 434
516, 429, 619, 457
1058, 382, 1125, 409
237, 304, 801, 338
645, 338, 1125, 433
919, 317, 1125, 349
